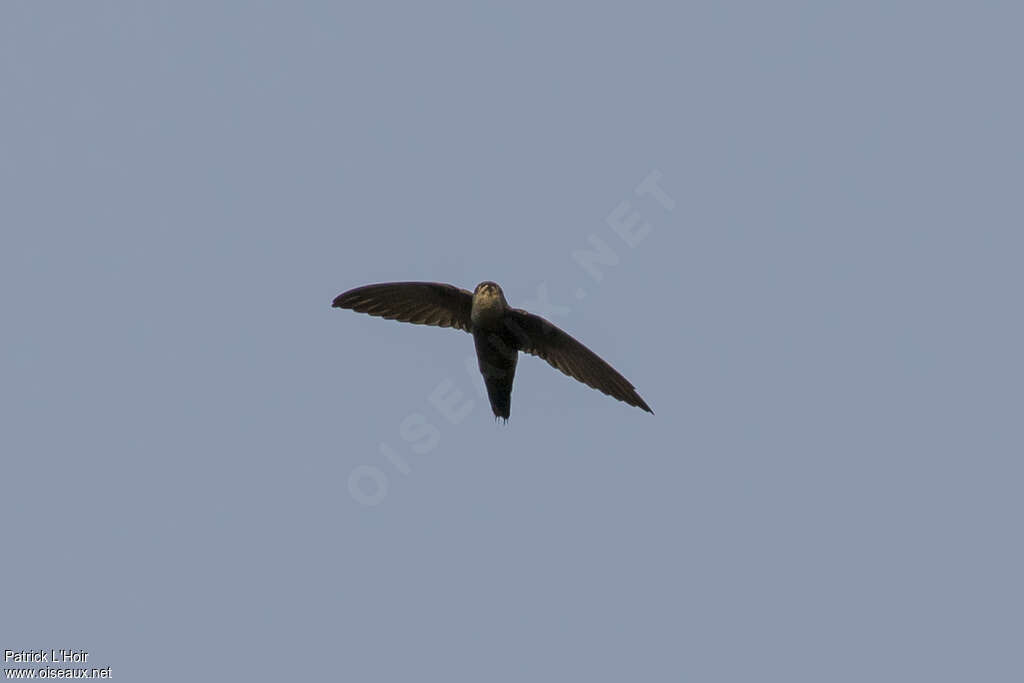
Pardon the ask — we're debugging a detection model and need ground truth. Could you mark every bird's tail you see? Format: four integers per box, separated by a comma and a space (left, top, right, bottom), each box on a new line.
483, 376, 512, 421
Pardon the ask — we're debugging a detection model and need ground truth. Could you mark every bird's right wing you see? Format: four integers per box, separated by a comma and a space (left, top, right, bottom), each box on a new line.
507, 309, 653, 413
332, 282, 473, 332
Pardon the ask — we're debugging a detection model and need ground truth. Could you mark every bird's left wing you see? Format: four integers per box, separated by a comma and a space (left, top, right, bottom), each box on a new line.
506, 309, 653, 413
332, 282, 474, 332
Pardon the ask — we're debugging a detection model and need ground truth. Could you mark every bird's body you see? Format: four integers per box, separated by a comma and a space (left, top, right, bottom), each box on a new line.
333, 281, 652, 420
470, 282, 520, 419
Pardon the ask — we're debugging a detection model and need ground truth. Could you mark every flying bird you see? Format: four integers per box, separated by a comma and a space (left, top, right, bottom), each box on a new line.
332, 281, 653, 420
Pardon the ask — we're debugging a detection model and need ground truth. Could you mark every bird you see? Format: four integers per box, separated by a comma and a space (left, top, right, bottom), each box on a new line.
332, 281, 653, 421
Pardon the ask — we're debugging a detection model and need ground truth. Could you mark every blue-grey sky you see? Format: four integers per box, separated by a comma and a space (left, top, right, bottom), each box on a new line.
2, 3, 1022, 681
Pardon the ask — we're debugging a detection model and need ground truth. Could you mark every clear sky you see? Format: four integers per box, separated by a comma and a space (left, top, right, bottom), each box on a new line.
2, 3, 1022, 681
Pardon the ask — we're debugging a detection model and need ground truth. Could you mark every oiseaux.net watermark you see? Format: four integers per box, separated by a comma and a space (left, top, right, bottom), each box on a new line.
4, 649, 112, 679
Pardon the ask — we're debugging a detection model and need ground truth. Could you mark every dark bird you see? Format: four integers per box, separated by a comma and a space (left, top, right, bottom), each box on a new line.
332, 281, 653, 420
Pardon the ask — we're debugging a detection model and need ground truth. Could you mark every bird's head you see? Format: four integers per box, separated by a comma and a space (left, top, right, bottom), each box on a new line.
471, 281, 508, 325
473, 281, 506, 301
475, 281, 500, 293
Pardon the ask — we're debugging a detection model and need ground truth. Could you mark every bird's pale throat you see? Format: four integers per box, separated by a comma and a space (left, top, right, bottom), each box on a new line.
471, 291, 505, 327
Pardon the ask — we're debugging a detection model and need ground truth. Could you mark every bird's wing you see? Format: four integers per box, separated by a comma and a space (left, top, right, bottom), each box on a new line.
333, 282, 473, 332
507, 309, 653, 413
